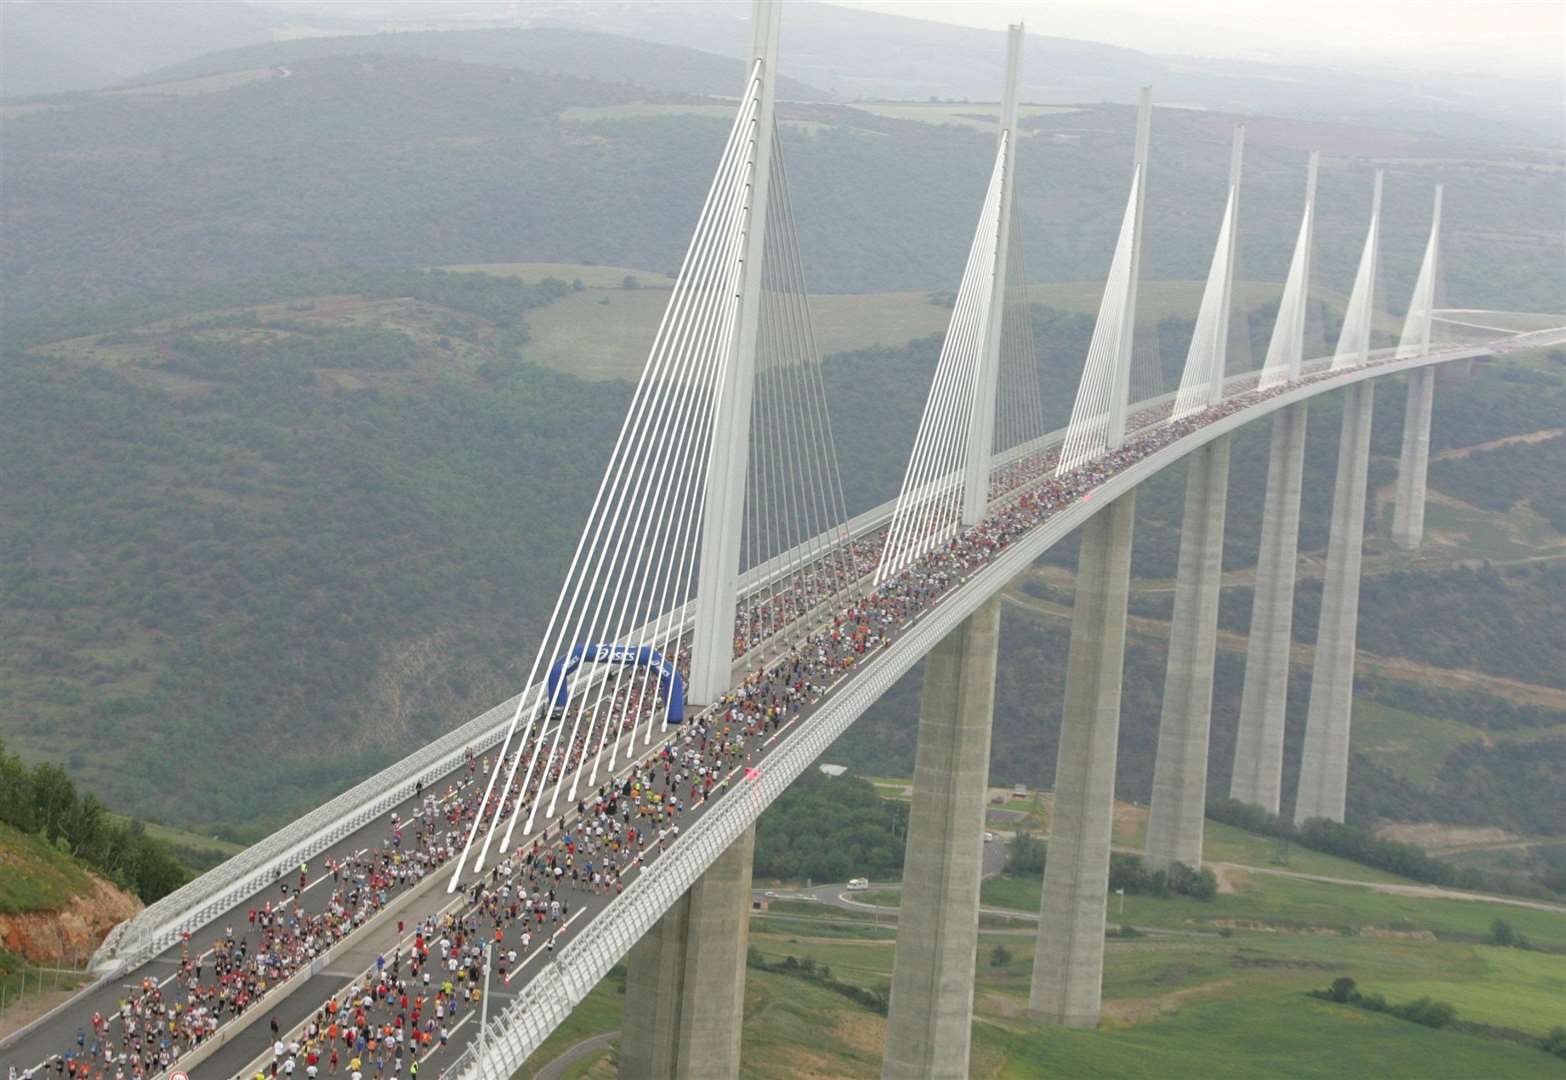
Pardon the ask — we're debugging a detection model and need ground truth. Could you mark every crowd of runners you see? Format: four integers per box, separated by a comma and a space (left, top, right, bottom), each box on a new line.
15, 350, 1393, 1080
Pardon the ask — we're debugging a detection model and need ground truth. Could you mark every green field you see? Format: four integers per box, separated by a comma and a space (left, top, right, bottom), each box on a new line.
979, 867, 1566, 949
1358, 945, 1566, 1035
448, 263, 1373, 383
849, 102, 1082, 131
439, 261, 678, 289
1198, 820, 1411, 885
1420, 493, 1566, 560
559, 103, 739, 124
1352, 700, 1487, 788
981, 990, 1563, 1079
514, 874, 1566, 1078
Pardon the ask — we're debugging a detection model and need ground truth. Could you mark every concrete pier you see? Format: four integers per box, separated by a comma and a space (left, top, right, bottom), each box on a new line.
1146, 436, 1231, 870
621, 825, 756, 1079
1230, 404, 1308, 813
883, 595, 1001, 1079
1029, 492, 1135, 1028
1391, 367, 1435, 550
1295, 383, 1375, 825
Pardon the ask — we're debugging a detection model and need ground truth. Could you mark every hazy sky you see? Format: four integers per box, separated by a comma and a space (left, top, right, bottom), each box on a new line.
837, 0, 1566, 77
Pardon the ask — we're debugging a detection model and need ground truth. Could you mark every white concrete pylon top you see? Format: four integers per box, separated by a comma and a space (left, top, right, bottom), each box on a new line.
1170, 123, 1244, 421
1397, 184, 1444, 359
960, 22, 1025, 525
1331, 167, 1385, 370
1107, 86, 1153, 450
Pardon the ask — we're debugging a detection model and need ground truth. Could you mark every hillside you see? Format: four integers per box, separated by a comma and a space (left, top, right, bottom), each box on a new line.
0, 270, 621, 834
0, 823, 142, 962
131, 27, 831, 101
3, 49, 1562, 320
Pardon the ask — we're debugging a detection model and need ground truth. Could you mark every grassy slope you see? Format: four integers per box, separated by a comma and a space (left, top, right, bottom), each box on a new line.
0, 821, 96, 915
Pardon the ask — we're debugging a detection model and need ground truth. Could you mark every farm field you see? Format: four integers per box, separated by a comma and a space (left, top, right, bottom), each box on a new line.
513, 853, 1566, 1078
450, 260, 1370, 383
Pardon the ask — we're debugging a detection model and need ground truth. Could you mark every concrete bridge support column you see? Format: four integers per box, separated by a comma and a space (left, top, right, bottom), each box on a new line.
1391, 367, 1435, 550
1294, 382, 1375, 825
620, 824, 755, 1080
882, 595, 1001, 1079
1029, 492, 1135, 1028
1146, 435, 1231, 870
1230, 403, 1308, 813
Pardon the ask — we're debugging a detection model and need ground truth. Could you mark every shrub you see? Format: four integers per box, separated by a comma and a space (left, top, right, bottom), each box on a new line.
1542, 1025, 1566, 1059
1167, 861, 1218, 901
1004, 832, 1047, 876
1391, 996, 1457, 1029
1487, 917, 1531, 949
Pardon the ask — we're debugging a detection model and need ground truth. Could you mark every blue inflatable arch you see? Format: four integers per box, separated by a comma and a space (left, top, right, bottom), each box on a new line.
545, 643, 685, 724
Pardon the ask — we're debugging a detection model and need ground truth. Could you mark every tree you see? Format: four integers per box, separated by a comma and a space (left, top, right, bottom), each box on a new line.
1328, 976, 1359, 1003
1004, 832, 1046, 876
31, 762, 78, 843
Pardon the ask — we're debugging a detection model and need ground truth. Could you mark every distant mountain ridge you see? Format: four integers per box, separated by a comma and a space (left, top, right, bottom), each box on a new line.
127, 26, 832, 102
6, 2, 1558, 145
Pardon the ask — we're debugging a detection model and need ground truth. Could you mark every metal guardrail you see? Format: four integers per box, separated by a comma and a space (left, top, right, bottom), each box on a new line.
94, 688, 528, 968
439, 338, 1520, 1079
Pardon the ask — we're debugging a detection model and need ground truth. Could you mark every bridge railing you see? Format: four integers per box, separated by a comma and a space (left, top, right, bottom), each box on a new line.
91, 688, 531, 972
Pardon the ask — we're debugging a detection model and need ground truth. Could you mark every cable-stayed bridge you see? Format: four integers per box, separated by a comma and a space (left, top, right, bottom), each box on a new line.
4, 4, 1563, 1079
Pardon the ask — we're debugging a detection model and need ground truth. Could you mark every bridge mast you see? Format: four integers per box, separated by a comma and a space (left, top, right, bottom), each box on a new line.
688, 0, 783, 706
1292, 152, 1320, 381
1207, 125, 1244, 407
960, 24, 1024, 525
1106, 87, 1152, 450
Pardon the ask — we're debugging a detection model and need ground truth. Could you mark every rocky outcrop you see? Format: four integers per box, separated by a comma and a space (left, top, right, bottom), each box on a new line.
0, 876, 142, 964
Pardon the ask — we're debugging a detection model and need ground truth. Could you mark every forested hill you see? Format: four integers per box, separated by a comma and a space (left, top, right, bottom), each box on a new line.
3, 47, 1562, 320
128, 27, 832, 101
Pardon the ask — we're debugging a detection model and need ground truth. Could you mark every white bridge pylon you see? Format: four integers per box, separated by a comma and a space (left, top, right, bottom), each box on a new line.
448, 0, 852, 888
1055, 87, 1152, 476
1397, 185, 1443, 358
1332, 168, 1385, 370
1170, 125, 1244, 423
875, 25, 1032, 585
1257, 151, 1320, 390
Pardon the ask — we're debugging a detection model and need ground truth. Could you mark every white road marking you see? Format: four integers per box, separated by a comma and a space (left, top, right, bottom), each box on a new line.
417, 1011, 472, 1064
504, 908, 586, 983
